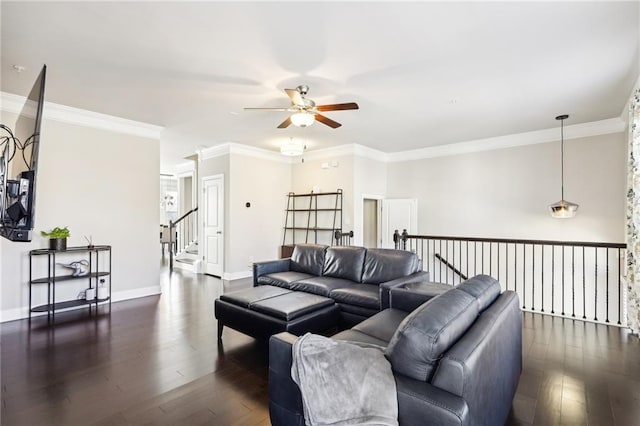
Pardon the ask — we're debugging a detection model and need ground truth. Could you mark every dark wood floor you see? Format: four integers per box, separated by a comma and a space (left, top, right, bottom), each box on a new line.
2, 265, 639, 425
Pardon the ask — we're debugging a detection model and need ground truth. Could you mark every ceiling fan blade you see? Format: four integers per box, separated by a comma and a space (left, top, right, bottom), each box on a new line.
244, 107, 290, 111
315, 114, 342, 129
285, 88, 304, 106
316, 102, 359, 112
277, 117, 292, 129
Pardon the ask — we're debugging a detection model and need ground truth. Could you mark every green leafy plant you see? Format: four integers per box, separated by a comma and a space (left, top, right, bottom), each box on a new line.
41, 227, 70, 239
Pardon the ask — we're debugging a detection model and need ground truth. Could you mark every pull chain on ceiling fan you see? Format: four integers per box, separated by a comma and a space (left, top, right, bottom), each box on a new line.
244, 85, 359, 129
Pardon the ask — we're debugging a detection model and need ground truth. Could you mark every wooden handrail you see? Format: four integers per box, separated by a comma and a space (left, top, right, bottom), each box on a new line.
393, 230, 625, 249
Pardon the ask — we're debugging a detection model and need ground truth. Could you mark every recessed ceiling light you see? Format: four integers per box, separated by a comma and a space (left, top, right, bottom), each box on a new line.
12, 65, 25, 73
229, 111, 240, 116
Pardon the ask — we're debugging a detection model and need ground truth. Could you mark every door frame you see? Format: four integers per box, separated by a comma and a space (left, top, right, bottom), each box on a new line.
177, 170, 196, 212
200, 174, 224, 276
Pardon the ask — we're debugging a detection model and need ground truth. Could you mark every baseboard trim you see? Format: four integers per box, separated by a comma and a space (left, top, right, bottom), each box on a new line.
111, 285, 162, 303
222, 270, 253, 281
0, 285, 162, 323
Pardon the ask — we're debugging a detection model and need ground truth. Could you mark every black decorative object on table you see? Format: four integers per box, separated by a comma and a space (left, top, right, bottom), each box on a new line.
29, 245, 112, 322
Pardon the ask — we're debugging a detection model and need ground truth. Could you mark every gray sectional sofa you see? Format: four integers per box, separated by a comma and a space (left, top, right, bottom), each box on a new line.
269, 275, 523, 426
253, 243, 429, 325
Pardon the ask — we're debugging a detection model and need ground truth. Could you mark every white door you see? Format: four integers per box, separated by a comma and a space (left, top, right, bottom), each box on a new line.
380, 199, 418, 248
202, 175, 224, 276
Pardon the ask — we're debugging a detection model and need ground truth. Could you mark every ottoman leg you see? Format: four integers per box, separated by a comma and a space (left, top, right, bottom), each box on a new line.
217, 322, 224, 341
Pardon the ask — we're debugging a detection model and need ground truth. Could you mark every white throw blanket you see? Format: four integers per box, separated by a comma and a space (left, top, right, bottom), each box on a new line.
291, 333, 399, 426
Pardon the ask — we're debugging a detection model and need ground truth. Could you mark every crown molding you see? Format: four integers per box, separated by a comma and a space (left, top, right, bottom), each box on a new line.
302, 143, 387, 163
386, 117, 626, 162
198, 116, 624, 165
174, 161, 196, 175
0, 92, 163, 140
198, 142, 290, 163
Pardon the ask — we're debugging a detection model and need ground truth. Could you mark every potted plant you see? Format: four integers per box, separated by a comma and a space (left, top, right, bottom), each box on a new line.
41, 227, 70, 251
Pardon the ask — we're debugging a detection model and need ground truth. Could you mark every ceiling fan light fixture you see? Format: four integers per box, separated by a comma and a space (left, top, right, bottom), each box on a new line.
280, 138, 305, 156
290, 112, 315, 127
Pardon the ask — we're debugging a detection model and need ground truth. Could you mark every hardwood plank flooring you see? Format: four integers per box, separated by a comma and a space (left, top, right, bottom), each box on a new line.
2, 265, 639, 425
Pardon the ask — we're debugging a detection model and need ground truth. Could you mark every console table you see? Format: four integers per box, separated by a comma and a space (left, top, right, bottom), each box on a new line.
29, 245, 112, 321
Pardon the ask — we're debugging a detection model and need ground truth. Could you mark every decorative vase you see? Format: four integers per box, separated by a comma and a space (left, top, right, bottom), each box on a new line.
50, 238, 67, 251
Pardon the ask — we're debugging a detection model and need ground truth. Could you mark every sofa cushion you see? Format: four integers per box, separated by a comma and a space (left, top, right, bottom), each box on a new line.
385, 288, 479, 382
329, 284, 380, 310
351, 308, 408, 345
456, 275, 501, 311
362, 249, 420, 284
322, 246, 366, 282
257, 271, 316, 289
332, 329, 389, 347
290, 244, 328, 277
290, 276, 354, 297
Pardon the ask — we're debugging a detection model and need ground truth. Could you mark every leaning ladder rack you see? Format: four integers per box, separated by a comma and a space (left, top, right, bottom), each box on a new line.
282, 189, 343, 248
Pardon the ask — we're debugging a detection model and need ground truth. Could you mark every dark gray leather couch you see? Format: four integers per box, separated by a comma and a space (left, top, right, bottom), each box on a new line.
269, 275, 522, 426
253, 244, 429, 325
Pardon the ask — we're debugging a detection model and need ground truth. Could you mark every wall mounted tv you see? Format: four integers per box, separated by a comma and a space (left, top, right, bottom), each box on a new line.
0, 64, 46, 242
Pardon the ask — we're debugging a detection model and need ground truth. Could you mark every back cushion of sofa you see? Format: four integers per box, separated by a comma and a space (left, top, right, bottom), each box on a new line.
385, 289, 479, 382
455, 275, 501, 311
322, 246, 367, 282
291, 244, 328, 276
361, 249, 420, 284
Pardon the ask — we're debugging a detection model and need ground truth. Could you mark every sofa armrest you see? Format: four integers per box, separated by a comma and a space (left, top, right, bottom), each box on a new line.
253, 258, 291, 286
390, 282, 453, 312
395, 374, 470, 426
269, 332, 305, 426
379, 271, 430, 309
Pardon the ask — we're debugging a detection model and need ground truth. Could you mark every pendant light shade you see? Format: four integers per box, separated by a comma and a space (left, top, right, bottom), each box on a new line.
548, 114, 578, 218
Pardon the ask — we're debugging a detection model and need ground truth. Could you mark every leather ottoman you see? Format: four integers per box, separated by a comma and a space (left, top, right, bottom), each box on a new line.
215, 285, 340, 340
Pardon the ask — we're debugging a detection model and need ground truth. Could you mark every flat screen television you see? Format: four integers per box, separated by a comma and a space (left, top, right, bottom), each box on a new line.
0, 64, 46, 242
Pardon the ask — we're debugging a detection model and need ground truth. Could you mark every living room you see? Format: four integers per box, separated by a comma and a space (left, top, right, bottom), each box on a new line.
1, 1, 639, 425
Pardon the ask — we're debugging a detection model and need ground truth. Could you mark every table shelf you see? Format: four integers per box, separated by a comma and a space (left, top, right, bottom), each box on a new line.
29, 245, 112, 322
31, 298, 110, 312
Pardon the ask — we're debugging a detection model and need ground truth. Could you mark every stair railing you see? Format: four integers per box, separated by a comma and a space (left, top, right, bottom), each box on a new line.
169, 206, 198, 271
393, 230, 627, 327
334, 230, 354, 246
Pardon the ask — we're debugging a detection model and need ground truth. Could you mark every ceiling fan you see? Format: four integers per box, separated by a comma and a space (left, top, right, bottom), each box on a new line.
244, 85, 359, 129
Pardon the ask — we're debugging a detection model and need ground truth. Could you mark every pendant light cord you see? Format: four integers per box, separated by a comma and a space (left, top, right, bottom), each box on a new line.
561, 117, 564, 200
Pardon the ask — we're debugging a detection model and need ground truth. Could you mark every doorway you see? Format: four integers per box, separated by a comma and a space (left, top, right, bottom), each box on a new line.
363, 198, 379, 248
202, 175, 224, 277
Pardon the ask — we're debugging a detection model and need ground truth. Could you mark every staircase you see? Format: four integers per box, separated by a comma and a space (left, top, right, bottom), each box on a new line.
174, 241, 201, 272
168, 206, 199, 272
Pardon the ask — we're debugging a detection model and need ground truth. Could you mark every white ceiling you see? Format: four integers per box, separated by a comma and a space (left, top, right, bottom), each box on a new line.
1, 2, 639, 171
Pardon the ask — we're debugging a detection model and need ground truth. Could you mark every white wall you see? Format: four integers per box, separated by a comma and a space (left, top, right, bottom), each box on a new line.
386, 132, 626, 243
227, 153, 291, 275
0, 111, 160, 321
353, 156, 387, 246
291, 154, 354, 245
198, 151, 291, 280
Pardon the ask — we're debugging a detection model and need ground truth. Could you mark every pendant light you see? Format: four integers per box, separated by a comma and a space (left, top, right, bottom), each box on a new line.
548, 114, 578, 218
